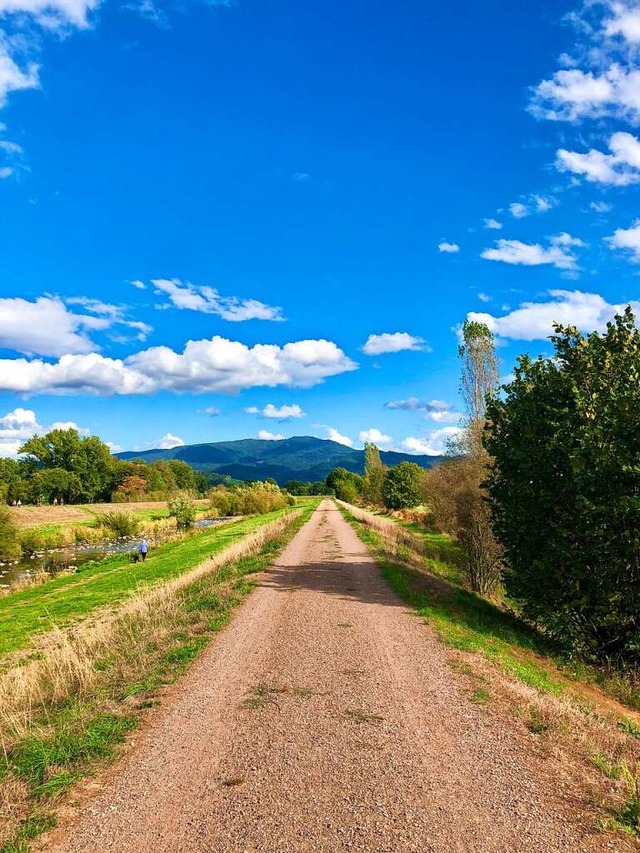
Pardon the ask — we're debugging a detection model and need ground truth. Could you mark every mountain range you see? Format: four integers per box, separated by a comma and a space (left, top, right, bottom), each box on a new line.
117, 436, 442, 485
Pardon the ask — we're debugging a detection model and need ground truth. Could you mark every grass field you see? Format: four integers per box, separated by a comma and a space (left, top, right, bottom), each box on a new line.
0, 507, 295, 657
7, 500, 210, 530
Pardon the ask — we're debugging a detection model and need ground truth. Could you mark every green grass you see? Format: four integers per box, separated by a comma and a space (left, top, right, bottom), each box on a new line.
0, 508, 294, 656
342, 510, 566, 696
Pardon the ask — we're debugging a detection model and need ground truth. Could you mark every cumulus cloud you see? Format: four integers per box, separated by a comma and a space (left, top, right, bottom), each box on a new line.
359, 428, 393, 446
481, 234, 584, 270
0, 49, 39, 109
385, 398, 461, 422
438, 241, 460, 253
326, 427, 353, 447
399, 427, 463, 456
467, 289, 640, 341
245, 403, 305, 420
362, 332, 426, 356
0, 336, 358, 396
509, 202, 530, 219
150, 278, 283, 322
0, 295, 152, 357
257, 429, 284, 441
483, 218, 502, 230
606, 218, 640, 260
557, 131, 640, 185
156, 432, 184, 449
0, 407, 90, 457
590, 200, 613, 212
529, 3, 640, 124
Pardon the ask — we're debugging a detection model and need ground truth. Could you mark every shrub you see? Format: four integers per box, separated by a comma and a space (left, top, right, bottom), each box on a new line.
382, 462, 423, 510
168, 492, 197, 529
208, 482, 288, 517
485, 309, 640, 664
0, 507, 20, 561
99, 511, 141, 538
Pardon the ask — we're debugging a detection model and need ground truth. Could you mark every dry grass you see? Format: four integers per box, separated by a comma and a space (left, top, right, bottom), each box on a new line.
0, 511, 301, 752
8, 500, 210, 530
336, 501, 425, 557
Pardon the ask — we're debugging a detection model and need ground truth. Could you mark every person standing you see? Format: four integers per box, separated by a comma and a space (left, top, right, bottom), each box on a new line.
138, 539, 149, 562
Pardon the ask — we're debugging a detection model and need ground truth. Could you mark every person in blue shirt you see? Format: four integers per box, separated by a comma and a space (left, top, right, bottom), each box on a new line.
138, 539, 149, 562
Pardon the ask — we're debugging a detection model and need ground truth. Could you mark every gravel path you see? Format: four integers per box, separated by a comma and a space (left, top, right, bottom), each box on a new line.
43, 501, 624, 852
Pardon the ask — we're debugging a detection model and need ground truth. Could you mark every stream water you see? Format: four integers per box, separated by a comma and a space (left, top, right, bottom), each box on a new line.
0, 517, 230, 589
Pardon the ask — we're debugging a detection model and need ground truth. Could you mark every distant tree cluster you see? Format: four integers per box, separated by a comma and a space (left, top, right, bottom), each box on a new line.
0, 428, 208, 506
325, 454, 424, 512
208, 482, 292, 516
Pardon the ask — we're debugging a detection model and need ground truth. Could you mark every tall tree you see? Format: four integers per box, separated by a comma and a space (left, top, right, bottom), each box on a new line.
458, 319, 499, 424
363, 443, 385, 506
485, 309, 640, 664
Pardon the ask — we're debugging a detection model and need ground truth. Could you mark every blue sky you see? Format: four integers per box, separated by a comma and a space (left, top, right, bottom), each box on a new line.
1, 0, 640, 457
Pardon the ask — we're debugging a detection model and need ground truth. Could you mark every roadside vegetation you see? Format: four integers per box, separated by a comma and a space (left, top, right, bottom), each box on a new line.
0, 500, 318, 852
338, 500, 640, 840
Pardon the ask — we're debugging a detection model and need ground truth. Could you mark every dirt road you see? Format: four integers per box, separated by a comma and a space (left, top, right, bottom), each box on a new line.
43, 501, 618, 852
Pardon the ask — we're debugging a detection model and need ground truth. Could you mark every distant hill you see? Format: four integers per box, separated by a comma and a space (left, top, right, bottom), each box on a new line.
117, 436, 442, 485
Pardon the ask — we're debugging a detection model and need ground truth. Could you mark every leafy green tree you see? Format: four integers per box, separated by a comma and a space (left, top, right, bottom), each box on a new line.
19, 429, 116, 502
326, 467, 363, 501
485, 309, 640, 664
382, 462, 423, 510
29, 468, 82, 504
168, 491, 197, 528
362, 443, 385, 506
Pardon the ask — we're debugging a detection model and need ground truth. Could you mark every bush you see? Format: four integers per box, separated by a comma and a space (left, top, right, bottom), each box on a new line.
168, 492, 197, 529
0, 506, 20, 561
208, 482, 288, 517
382, 462, 423, 510
99, 511, 141, 538
485, 309, 640, 664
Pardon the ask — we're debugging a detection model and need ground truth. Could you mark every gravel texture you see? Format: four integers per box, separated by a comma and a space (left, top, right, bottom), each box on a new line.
42, 501, 627, 852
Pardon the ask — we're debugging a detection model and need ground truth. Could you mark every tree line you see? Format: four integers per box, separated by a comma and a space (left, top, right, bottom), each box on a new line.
0, 430, 209, 505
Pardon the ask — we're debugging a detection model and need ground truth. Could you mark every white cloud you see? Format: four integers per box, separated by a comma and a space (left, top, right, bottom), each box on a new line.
481, 235, 583, 270
0, 0, 99, 27
203, 406, 220, 416
131, 279, 146, 290
399, 427, 464, 456
467, 289, 640, 341
0, 49, 38, 110
385, 398, 461, 422
0, 407, 90, 457
257, 429, 284, 441
478, 292, 491, 303
509, 202, 530, 219
590, 200, 613, 212
294, 172, 311, 182
534, 195, 555, 212
0, 165, 12, 178
483, 218, 502, 230
156, 432, 184, 449
358, 428, 393, 446
606, 218, 640, 261
326, 427, 353, 447
438, 241, 460, 253
106, 441, 123, 454
530, 66, 640, 123
0, 336, 358, 396
245, 403, 305, 420
362, 332, 426, 355
0, 295, 152, 357
558, 131, 640, 185
604, 2, 640, 43
149, 278, 283, 322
